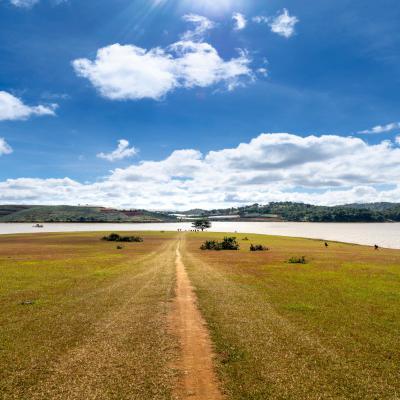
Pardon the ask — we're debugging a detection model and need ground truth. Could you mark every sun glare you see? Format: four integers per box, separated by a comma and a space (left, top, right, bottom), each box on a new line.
151, 0, 244, 16
176, 0, 243, 15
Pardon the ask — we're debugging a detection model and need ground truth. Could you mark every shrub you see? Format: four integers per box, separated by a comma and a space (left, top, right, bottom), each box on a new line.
102, 233, 143, 243
250, 244, 269, 252
288, 256, 307, 264
242, 237, 249, 241
200, 240, 219, 250
116, 245, 123, 250
200, 237, 239, 251
102, 233, 120, 241
220, 237, 240, 250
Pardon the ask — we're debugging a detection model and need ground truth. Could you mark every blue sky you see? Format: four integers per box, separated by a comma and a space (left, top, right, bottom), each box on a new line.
0, 0, 400, 209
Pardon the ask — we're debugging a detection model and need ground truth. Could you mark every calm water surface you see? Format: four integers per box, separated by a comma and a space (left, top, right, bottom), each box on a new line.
0, 222, 399, 249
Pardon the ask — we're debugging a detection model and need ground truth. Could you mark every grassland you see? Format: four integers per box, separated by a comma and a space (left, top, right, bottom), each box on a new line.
0, 231, 178, 400
1, 230, 400, 399
182, 233, 400, 399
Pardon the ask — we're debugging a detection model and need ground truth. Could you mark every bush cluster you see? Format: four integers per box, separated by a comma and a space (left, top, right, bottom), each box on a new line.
250, 244, 269, 252
200, 237, 240, 251
102, 233, 143, 243
288, 256, 307, 264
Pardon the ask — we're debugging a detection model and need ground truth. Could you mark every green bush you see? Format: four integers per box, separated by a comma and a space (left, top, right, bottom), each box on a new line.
102, 233, 143, 243
220, 237, 240, 250
200, 237, 239, 251
200, 240, 219, 250
288, 256, 307, 264
250, 244, 269, 252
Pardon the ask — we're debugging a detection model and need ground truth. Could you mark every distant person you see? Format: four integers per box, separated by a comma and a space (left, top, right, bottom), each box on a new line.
375, 244, 379, 250
325, 242, 329, 248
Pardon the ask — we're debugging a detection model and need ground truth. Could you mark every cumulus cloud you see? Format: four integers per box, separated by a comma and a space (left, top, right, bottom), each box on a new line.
2, 133, 400, 209
269, 9, 299, 38
0, 91, 57, 121
232, 12, 247, 31
0, 138, 13, 156
181, 14, 215, 41
358, 122, 400, 134
73, 41, 252, 100
97, 139, 137, 162
396, 136, 400, 145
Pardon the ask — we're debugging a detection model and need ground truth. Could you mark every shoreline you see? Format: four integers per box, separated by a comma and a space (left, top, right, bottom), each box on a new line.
0, 219, 397, 224
0, 221, 399, 249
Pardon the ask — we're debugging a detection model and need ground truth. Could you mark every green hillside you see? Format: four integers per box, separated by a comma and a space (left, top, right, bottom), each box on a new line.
185, 202, 400, 222
0, 205, 177, 223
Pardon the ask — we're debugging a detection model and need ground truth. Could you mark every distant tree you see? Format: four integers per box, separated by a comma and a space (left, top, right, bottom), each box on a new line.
192, 218, 211, 231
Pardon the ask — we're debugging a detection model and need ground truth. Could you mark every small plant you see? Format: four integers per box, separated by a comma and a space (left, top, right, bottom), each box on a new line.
200, 237, 240, 251
102, 233, 143, 243
250, 244, 269, 252
242, 237, 249, 241
116, 245, 123, 250
20, 300, 35, 306
288, 256, 307, 264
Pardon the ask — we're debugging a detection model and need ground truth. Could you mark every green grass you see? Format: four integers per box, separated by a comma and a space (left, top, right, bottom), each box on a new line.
2, 230, 400, 399
0, 231, 178, 400
182, 232, 400, 399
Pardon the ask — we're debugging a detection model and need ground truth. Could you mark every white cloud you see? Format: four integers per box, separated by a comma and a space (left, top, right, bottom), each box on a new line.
73, 41, 252, 100
269, 9, 299, 38
232, 12, 247, 31
181, 14, 215, 41
9, 0, 39, 7
0, 138, 13, 156
2, 133, 400, 209
9, 0, 67, 7
0, 91, 57, 121
252, 9, 298, 38
257, 67, 268, 77
252, 16, 269, 24
396, 136, 400, 145
97, 139, 137, 162
358, 122, 400, 134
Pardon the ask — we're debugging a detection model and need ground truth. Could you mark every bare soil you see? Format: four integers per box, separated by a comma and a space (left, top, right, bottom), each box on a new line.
169, 240, 225, 400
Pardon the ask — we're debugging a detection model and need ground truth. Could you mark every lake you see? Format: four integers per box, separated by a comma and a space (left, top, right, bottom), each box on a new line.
0, 222, 399, 249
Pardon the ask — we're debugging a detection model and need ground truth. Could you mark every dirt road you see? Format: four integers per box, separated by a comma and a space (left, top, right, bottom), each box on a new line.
170, 240, 224, 400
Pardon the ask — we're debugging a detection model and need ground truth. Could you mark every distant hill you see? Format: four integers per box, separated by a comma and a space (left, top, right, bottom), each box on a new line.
341, 202, 400, 211
0, 205, 177, 223
2, 202, 400, 223
182, 202, 400, 222
178, 209, 207, 216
